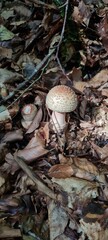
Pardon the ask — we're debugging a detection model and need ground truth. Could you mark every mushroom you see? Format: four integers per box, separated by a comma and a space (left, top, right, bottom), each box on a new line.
21, 104, 37, 129
46, 85, 77, 132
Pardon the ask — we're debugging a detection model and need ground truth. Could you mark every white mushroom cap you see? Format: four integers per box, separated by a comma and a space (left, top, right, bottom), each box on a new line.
46, 85, 77, 112
21, 104, 37, 121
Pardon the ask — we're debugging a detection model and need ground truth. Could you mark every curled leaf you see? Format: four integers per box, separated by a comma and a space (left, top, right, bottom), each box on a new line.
26, 108, 43, 134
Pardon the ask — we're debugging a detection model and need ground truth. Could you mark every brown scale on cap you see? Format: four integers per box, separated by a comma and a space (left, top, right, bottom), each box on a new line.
46, 85, 77, 132
46, 85, 77, 113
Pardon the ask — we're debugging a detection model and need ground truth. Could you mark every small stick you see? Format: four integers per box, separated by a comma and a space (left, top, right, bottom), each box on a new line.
56, 0, 69, 58
14, 155, 56, 201
0, 48, 55, 107
27, 0, 57, 10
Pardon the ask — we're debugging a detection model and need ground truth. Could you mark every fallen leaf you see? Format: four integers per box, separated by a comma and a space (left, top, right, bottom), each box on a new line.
91, 142, 108, 160
0, 106, 11, 121
88, 69, 108, 88
49, 163, 97, 181
17, 145, 48, 162
0, 47, 12, 59
98, 12, 108, 52
1, 129, 23, 143
4, 153, 20, 174
1, 9, 14, 20
72, 1, 92, 26
0, 68, 22, 85
52, 177, 98, 208
48, 164, 74, 178
0, 25, 14, 41
48, 200, 68, 240
26, 108, 43, 134
74, 157, 98, 175
79, 218, 108, 240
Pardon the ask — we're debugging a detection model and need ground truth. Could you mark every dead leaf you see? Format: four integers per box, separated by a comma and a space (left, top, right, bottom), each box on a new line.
0, 106, 11, 121
72, 1, 92, 26
0, 25, 14, 41
25, 130, 45, 149
0, 225, 21, 238
13, 5, 31, 18
88, 69, 108, 88
74, 157, 98, 175
48, 164, 74, 178
91, 142, 108, 160
17, 145, 48, 162
98, 12, 108, 52
1, 129, 23, 143
79, 98, 87, 119
4, 153, 20, 174
38, 123, 50, 143
0, 68, 22, 85
0, 47, 12, 59
79, 218, 108, 240
48, 200, 68, 240
101, 88, 108, 97
49, 163, 97, 181
42, 11, 51, 31
52, 177, 98, 208
26, 108, 43, 134
1, 9, 14, 20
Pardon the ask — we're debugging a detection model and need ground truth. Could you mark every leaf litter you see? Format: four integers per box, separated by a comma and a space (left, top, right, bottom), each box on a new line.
0, 0, 108, 239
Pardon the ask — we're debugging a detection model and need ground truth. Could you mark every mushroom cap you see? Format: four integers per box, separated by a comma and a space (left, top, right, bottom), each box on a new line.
46, 85, 77, 112
21, 104, 37, 121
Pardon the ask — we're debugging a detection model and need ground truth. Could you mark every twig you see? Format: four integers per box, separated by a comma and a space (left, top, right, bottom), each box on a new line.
56, 0, 69, 58
27, 0, 57, 10
55, 0, 72, 83
7, 58, 52, 110
14, 155, 57, 200
0, 48, 55, 108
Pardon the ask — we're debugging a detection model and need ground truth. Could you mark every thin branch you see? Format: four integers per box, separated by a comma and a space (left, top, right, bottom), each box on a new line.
14, 155, 57, 201
0, 48, 55, 109
56, 0, 69, 58
27, 0, 57, 10
55, 0, 72, 83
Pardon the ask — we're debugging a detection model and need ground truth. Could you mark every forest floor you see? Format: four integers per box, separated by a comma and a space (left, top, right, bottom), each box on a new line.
0, 0, 108, 239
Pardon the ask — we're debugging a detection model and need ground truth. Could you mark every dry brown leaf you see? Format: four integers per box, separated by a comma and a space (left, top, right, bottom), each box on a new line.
79, 219, 108, 240
38, 123, 50, 143
72, 1, 92, 26
48, 200, 68, 240
16, 173, 35, 192
26, 108, 43, 134
91, 142, 108, 161
49, 163, 97, 181
88, 69, 108, 88
25, 130, 45, 149
4, 153, 20, 174
52, 177, 98, 208
74, 157, 98, 175
98, 12, 108, 53
0, 225, 21, 239
0, 68, 22, 85
101, 88, 108, 97
79, 98, 87, 119
80, 121, 94, 130
0, 47, 12, 59
58, 154, 71, 164
73, 81, 88, 93
48, 164, 74, 178
1, 129, 23, 143
17, 145, 48, 162
42, 11, 51, 31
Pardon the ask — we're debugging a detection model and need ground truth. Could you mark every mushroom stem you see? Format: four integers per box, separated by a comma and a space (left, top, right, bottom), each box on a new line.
51, 111, 66, 132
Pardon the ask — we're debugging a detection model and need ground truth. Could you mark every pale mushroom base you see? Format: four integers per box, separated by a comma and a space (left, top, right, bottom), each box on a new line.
50, 111, 66, 132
